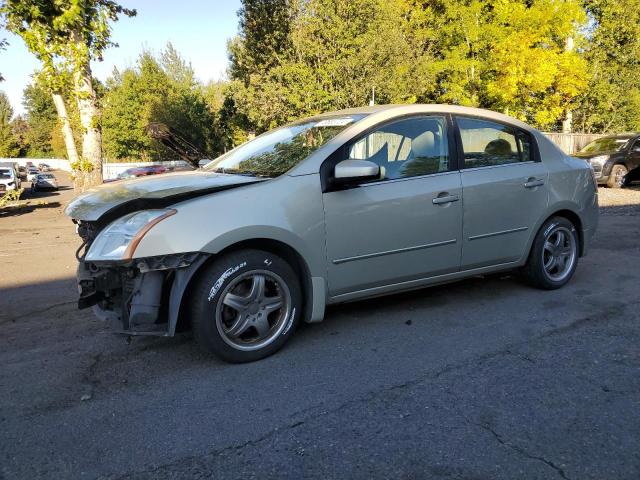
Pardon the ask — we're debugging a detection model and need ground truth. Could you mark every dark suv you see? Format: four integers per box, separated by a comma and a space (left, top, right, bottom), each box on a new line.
573, 133, 640, 188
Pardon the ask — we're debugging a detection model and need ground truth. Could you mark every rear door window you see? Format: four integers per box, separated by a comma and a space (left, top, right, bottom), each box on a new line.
457, 117, 531, 168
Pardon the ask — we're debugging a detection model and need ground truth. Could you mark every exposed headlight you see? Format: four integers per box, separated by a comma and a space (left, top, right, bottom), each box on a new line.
589, 155, 609, 165
85, 209, 176, 262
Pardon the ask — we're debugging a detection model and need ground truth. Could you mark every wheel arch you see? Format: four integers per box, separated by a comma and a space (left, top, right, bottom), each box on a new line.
175, 238, 318, 333
524, 208, 584, 262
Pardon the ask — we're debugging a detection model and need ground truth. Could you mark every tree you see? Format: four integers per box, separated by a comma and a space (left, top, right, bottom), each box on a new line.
227, 0, 588, 133
1, 0, 136, 186
0, 37, 7, 82
102, 46, 216, 161
229, 0, 429, 133
0, 90, 19, 157
573, 0, 640, 133
10, 115, 29, 157
228, 0, 294, 84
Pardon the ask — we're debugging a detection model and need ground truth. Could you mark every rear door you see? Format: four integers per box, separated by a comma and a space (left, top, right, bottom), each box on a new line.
454, 116, 549, 270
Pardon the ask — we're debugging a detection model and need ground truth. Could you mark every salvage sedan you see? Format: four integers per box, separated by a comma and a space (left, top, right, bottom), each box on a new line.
65, 105, 598, 363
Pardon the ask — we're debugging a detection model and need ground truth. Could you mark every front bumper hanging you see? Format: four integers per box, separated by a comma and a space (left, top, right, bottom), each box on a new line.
77, 252, 209, 336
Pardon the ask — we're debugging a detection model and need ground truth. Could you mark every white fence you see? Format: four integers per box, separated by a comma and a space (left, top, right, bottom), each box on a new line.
0, 158, 73, 171
102, 160, 190, 179
0, 158, 192, 179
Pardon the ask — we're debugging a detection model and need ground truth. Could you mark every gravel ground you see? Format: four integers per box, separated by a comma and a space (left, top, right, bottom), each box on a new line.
598, 185, 640, 215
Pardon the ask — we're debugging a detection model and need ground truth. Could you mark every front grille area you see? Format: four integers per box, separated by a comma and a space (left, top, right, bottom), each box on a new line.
590, 162, 603, 178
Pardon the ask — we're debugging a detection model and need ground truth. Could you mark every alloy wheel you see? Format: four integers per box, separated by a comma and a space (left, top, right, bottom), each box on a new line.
542, 226, 577, 282
215, 270, 292, 351
614, 168, 627, 187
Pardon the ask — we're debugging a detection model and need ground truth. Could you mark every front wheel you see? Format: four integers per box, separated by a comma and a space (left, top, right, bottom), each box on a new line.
607, 164, 628, 188
191, 249, 302, 363
522, 216, 579, 290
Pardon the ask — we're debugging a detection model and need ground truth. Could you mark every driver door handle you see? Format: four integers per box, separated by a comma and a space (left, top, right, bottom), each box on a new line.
432, 194, 460, 205
524, 178, 545, 188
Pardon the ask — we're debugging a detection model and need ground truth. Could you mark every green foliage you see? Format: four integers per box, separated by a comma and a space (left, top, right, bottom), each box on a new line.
0, 90, 19, 156
1, 0, 136, 88
20, 76, 81, 159
102, 46, 217, 161
21, 80, 56, 157
0, 37, 6, 82
228, 0, 589, 133
10, 115, 29, 157
0, 187, 23, 208
229, 0, 293, 83
573, 0, 640, 133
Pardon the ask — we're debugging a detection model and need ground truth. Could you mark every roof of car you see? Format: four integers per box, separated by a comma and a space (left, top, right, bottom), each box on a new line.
597, 133, 640, 140
313, 104, 535, 132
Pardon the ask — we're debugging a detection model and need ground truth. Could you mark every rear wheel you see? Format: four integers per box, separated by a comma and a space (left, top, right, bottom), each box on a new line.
522, 216, 579, 290
191, 249, 302, 363
607, 164, 628, 188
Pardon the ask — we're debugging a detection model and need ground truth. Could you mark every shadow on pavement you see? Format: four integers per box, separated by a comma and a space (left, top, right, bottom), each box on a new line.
0, 201, 62, 218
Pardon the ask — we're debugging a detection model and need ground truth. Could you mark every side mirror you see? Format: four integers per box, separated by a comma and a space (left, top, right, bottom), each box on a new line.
334, 159, 381, 184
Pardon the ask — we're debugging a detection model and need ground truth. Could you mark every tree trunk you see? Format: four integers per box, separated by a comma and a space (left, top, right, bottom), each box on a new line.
562, 110, 573, 134
562, 36, 575, 133
74, 63, 103, 186
51, 93, 79, 165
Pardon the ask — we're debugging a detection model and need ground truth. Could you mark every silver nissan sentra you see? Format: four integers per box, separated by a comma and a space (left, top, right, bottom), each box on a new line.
65, 104, 598, 362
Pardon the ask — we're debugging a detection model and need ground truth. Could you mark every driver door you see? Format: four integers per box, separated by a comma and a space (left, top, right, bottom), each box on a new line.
322, 115, 463, 298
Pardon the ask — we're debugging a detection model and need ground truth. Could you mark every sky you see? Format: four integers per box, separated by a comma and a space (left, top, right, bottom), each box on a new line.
0, 0, 242, 115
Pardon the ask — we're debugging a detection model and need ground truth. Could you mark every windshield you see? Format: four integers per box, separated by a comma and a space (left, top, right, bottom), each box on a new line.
0, 169, 11, 179
579, 137, 629, 154
204, 114, 366, 177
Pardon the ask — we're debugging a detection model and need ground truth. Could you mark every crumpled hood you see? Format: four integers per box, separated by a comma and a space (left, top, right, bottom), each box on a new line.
65, 170, 262, 222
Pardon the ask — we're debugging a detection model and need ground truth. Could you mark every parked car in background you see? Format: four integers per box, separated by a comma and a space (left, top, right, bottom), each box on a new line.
66, 105, 598, 363
31, 173, 59, 192
104, 165, 169, 183
0, 162, 22, 189
38, 163, 52, 172
0, 167, 21, 192
26, 167, 40, 182
18, 166, 27, 181
573, 133, 640, 188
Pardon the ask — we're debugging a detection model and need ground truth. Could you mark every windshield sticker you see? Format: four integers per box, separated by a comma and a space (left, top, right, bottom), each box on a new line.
315, 118, 355, 127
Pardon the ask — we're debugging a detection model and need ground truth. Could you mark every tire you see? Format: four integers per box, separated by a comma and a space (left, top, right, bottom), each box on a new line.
191, 249, 302, 363
522, 216, 579, 290
607, 164, 628, 188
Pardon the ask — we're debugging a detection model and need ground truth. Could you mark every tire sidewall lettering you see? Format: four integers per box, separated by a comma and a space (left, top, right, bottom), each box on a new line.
283, 307, 296, 336
208, 261, 247, 302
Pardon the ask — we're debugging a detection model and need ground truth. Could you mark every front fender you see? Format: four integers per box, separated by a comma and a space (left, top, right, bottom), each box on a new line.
133, 174, 327, 278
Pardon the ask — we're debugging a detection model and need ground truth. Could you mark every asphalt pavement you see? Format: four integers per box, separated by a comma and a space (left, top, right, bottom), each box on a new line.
1, 174, 639, 479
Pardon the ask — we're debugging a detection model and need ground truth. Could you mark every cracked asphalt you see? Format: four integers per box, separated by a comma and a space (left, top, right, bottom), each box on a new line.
1, 176, 639, 480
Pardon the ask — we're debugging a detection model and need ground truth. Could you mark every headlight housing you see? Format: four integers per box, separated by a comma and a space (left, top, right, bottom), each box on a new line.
589, 154, 609, 166
85, 209, 176, 262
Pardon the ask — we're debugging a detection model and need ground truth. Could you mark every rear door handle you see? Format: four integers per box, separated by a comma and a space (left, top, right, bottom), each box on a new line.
524, 178, 545, 188
432, 194, 460, 205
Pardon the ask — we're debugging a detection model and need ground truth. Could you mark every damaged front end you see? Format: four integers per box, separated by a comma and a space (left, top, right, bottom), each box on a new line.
75, 220, 209, 336
64, 171, 265, 335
